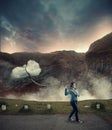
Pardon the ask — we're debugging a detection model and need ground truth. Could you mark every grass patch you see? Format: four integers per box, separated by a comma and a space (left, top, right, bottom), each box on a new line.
0, 98, 112, 116
0, 98, 112, 124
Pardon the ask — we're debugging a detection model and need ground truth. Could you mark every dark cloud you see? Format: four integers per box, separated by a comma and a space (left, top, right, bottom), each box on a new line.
61, 0, 112, 35
0, 0, 112, 52
78, 0, 112, 24
0, 0, 55, 33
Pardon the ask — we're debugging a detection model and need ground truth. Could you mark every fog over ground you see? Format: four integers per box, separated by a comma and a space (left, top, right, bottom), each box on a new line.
6, 75, 112, 101
0, 58, 112, 101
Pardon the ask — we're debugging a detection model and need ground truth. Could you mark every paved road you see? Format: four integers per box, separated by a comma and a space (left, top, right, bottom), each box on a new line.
0, 114, 112, 130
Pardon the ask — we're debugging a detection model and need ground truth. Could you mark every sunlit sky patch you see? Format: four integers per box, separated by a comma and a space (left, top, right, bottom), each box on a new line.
0, 0, 112, 53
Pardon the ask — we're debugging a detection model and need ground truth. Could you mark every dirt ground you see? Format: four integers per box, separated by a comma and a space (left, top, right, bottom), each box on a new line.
0, 114, 112, 130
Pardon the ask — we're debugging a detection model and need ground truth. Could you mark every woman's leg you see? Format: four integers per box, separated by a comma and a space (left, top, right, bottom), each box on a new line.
68, 101, 75, 119
74, 101, 79, 121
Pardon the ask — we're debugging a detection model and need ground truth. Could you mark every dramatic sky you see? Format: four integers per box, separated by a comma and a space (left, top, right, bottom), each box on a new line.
0, 0, 112, 53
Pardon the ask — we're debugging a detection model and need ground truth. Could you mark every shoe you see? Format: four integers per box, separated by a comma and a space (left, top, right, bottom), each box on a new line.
67, 117, 75, 122
76, 120, 83, 123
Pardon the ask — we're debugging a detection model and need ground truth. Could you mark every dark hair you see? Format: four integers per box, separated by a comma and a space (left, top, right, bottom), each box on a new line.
70, 82, 74, 87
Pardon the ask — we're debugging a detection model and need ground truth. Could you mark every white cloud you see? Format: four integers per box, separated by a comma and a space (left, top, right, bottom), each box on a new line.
11, 66, 27, 78
11, 60, 41, 79
26, 60, 41, 76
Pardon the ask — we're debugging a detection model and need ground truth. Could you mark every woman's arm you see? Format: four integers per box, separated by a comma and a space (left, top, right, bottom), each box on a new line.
65, 88, 69, 96
72, 89, 80, 97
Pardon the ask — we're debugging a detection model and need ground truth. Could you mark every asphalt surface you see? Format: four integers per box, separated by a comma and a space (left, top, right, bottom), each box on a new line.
0, 114, 112, 130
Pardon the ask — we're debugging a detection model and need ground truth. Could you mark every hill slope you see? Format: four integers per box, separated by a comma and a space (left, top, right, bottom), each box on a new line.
0, 33, 112, 96
86, 32, 112, 75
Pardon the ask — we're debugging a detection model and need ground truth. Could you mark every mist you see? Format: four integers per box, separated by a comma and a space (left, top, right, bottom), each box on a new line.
79, 75, 112, 100
5, 74, 112, 101
90, 76, 112, 99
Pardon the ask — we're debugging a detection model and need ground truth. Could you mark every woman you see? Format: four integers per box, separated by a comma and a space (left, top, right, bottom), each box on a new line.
65, 81, 82, 123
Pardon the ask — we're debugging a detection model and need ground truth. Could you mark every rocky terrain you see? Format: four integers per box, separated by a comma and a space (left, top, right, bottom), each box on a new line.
86, 32, 112, 76
0, 51, 86, 95
0, 32, 112, 96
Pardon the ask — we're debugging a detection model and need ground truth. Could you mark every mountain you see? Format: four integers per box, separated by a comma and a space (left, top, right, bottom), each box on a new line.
10, 51, 86, 83
85, 32, 112, 75
0, 51, 86, 96
87, 32, 112, 53
0, 32, 112, 96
